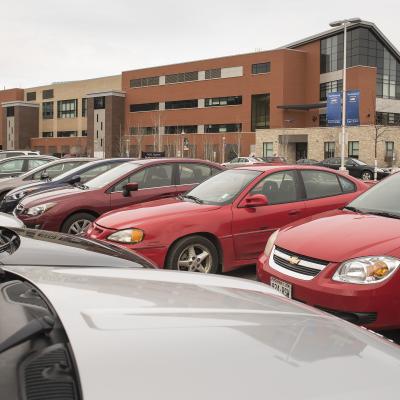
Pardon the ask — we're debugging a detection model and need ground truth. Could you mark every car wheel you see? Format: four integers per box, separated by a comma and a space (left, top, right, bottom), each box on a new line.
166, 235, 219, 274
361, 170, 373, 180
61, 212, 96, 235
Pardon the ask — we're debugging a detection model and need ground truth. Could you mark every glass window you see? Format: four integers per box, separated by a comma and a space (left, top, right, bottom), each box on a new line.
301, 170, 342, 199
250, 170, 299, 204
205, 68, 221, 80
385, 141, 394, 159
165, 71, 198, 84
94, 96, 106, 109
82, 98, 88, 117
57, 99, 78, 118
324, 142, 335, 159
165, 99, 198, 109
69, 163, 117, 183
348, 141, 359, 159
263, 142, 273, 157
57, 131, 77, 137
205, 124, 242, 133
6, 107, 14, 117
130, 103, 159, 112
86, 163, 140, 189
338, 175, 356, 193
251, 94, 270, 131
178, 163, 216, 185
0, 159, 25, 172
42, 89, 54, 99
252, 62, 271, 74
42, 102, 54, 119
205, 96, 242, 107
130, 76, 160, 88
165, 125, 197, 134
26, 92, 36, 101
28, 159, 49, 170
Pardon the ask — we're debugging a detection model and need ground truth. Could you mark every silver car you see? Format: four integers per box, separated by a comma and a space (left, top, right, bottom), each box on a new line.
1, 248, 400, 399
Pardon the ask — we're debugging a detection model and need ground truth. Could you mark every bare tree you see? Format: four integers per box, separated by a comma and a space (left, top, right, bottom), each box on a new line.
151, 110, 163, 151
131, 122, 145, 157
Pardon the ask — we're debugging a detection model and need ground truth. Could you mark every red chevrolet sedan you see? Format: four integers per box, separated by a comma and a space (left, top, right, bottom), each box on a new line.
257, 171, 400, 331
15, 158, 223, 234
86, 166, 368, 273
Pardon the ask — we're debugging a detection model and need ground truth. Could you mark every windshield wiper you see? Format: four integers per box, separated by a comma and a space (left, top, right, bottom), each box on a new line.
343, 206, 365, 214
365, 211, 400, 220
178, 194, 203, 204
0, 315, 55, 354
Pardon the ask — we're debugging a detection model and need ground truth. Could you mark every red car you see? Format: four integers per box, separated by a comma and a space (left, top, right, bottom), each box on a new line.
257, 171, 400, 331
86, 166, 368, 273
15, 158, 223, 234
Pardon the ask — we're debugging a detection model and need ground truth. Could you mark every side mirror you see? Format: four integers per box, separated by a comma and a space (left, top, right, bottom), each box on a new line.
239, 194, 268, 208
67, 175, 81, 185
40, 172, 49, 180
123, 182, 139, 197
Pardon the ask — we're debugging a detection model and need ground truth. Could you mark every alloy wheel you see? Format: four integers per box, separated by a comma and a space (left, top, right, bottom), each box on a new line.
68, 219, 92, 235
177, 244, 212, 273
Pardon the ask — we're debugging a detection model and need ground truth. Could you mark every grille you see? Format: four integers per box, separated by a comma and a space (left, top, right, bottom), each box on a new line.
271, 246, 329, 279
22, 345, 80, 400
4, 282, 48, 309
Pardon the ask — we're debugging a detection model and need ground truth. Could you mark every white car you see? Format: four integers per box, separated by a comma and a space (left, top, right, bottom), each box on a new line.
0, 212, 25, 228
222, 156, 265, 168
0, 150, 40, 159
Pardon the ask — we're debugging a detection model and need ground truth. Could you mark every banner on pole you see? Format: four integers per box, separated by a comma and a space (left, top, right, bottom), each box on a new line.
327, 92, 342, 126
346, 90, 360, 126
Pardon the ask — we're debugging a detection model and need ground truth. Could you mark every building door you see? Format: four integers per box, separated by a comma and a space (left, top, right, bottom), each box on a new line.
295, 142, 307, 160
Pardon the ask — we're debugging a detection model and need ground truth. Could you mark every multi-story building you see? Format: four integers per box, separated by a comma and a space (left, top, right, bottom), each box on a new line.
1, 20, 399, 164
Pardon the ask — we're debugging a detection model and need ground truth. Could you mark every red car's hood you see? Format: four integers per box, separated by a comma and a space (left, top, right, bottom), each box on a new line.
276, 209, 400, 263
97, 198, 222, 230
20, 186, 91, 207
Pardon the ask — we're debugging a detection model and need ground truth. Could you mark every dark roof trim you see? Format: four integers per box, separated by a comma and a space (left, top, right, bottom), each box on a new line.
277, 102, 327, 111
281, 20, 400, 61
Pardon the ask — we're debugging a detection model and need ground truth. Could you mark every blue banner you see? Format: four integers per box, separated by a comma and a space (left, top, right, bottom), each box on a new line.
346, 90, 360, 126
327, 92, 342, 126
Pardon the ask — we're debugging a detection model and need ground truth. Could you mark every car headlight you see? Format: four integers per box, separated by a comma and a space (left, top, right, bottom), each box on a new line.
107, 229, 144, 244
264, 230, 279, 256
333, 256, 400, 284
26, 202, 57, 216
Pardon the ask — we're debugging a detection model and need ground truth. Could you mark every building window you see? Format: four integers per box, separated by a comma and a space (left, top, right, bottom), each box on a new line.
205, 96, 242, 107
376, 112, 400, 126
165, 71, 198, 84
205, 124, 241, 133
324, 142, 335, 159
42, 131, 54, 138
26, 92, 36, 101
129, 127, 157, 135
205, 68, 221, 80
319, 114, 327, 127
320, 80, 343, 101
81, 130, 87, 137
165, 125, 198, 134
263, 142, 273, 157
130, 103, 159, 112
130, 76, 160, 88
57, 131, 77, 137
42, 102, 54, 119
165, 99, 198, 109
348, 141, 359, 159
385, 141, 394, 159
251, 94, 270, 131
6, 107, 14, 117
252, 62, 271, 74
94, 96, 106, 110
42, 89, 54, 99
82, 98, 88, 117
57, 99, 78, 118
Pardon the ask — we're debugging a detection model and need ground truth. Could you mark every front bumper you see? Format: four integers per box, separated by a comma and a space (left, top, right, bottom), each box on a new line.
257, 252, 400, 330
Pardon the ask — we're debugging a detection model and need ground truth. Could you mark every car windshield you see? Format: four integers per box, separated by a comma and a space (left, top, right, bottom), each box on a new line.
85, 162, 141, 189
351, 158, 367, 166
18, 160, 57, 179
185, 169, 261, 205
346, 172, 400, 217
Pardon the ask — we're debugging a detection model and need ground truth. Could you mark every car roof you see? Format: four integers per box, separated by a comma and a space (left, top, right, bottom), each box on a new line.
130, 157, 223, 167
236, 164, 350, 173
3, 264, 400, 400
0, 155, 56, 162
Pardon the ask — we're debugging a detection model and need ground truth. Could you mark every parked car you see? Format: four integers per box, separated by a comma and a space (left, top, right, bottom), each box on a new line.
257, 170, 400, 332
15, 158, 224, 234
296, 158, 319, 165
222, 156, 265, 168
0, 157, 92, 202
2, 248, 400, 400
1, 158, 132, 213
0, 155, 56, 180
318, 157, 389, 180
86, 166, 368, 273
0, 150, 40, 159
261, 156, 287, 164
0, 212, 25, 228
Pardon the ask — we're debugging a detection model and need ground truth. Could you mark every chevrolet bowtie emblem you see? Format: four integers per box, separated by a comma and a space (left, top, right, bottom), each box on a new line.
288, 256, 300, 265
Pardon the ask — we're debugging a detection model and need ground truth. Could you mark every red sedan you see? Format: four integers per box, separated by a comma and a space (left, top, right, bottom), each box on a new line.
15, 158, 223, 234
257, 171, 400, 331
86, 166, 368, 273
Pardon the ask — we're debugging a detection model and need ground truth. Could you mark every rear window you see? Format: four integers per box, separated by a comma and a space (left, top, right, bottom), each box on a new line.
301, 170, 343, 199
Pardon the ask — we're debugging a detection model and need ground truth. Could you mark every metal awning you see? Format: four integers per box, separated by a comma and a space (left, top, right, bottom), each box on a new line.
277, 102, 326, 111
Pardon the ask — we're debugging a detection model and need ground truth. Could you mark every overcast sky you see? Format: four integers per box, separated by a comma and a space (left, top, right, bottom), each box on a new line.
1, 0, 399, 89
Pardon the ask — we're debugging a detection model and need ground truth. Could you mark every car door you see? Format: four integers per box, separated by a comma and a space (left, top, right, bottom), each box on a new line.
231, 170, 306, 261
108, 163, 176, 210
345, 159, 361, 178
300, 170, 359, 217
176, 162, 221, 194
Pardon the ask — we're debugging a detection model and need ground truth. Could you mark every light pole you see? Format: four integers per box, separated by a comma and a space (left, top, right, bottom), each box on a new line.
222, 135, 226, 164
181, 129, 185, 158
329, 18, 361, 171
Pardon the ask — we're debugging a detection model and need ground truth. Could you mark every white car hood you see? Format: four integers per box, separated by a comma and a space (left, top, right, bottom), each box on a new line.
4, 265, 400, 400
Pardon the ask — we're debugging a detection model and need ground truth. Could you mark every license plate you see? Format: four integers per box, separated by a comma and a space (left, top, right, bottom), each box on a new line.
270, 277, 292, 299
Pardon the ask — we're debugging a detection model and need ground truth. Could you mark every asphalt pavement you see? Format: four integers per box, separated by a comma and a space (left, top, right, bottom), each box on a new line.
226, 265, 257, 281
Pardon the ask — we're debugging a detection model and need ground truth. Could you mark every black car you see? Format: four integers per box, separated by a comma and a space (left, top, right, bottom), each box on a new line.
0, 158, 133, 213
0, 155, 57, 179
318, 157, 390, 180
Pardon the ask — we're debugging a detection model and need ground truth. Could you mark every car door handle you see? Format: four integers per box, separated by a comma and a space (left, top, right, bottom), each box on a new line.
288, 209, 301, 215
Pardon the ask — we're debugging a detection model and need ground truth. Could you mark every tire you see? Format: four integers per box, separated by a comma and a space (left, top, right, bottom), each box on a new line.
61, 212, 96, 235
166, 235, 219, 274
361, 170, 373, 181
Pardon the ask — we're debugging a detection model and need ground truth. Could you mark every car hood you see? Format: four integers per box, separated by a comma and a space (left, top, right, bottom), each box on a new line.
97, 198, 222, 230
19, 186, 90, 207
0, 212, 25, 228
277, 209, 400, 262
4, 265, 400, 400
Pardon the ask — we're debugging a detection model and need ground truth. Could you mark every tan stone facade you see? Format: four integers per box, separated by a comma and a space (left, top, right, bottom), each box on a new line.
256, 126, 400, 167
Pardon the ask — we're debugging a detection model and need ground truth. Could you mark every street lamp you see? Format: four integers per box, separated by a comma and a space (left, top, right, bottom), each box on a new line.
181, 129, 185, 158
329, 18, 361, 171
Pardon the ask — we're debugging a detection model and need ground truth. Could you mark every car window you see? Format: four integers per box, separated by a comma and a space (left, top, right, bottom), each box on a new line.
78, 163, 119, 183
28, 159, 49, 169
112, 164, 173, 192
338, 175, 356, 193
301, 170, 342, 199
179, 163, 215, 185
230, 158, 239, 163
0, 159, 25, 172
250, 170, 299, 204
32, 161, 84, 180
